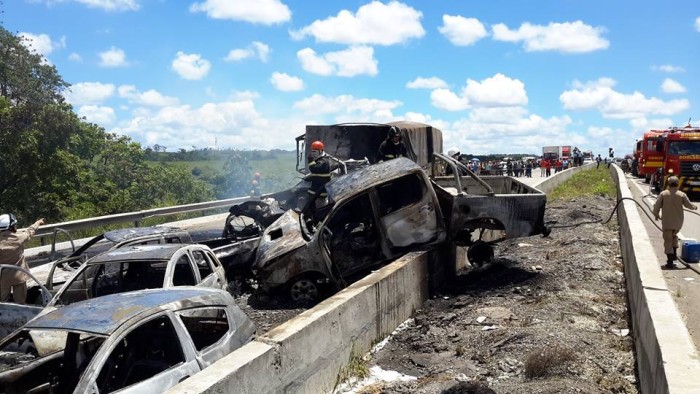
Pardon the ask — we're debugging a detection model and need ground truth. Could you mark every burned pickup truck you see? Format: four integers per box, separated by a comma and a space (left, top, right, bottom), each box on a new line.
252, 156, 548, 303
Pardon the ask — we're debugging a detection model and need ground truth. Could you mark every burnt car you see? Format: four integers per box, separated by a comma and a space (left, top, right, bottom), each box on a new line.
45, 243, 228, 310
253, 158, 449, 303
27, 226, 193, 304
0, 287, 255, 393
0, 265, 52, 341
253, 157, 548, 303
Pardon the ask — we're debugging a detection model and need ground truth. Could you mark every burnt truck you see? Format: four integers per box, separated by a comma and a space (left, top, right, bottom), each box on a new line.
252, 156, 549, 303
266, 121, 443, 211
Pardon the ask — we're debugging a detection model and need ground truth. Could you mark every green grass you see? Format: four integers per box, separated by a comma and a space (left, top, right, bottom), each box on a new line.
549, 167, 617, 201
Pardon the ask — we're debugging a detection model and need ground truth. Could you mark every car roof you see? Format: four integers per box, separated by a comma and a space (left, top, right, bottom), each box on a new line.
88, 244, 190, 264
26, 288, 230, 335
326, 157, 422, 202
104, 226, 185, 243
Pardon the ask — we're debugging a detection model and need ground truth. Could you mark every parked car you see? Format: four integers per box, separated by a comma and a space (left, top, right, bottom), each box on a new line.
0, 287, 255, 393
45, 243, 229, 309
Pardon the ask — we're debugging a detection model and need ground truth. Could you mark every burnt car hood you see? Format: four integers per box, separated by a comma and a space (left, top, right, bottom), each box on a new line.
253, 210, 306, 269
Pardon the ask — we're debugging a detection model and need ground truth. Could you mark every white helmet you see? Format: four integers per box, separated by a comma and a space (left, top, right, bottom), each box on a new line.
447, 147, 460, 158
0, 213, 17, 231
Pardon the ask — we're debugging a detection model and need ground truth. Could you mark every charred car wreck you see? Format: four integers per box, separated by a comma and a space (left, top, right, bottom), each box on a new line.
252, 156, 549, 303
0, 288, 254, 394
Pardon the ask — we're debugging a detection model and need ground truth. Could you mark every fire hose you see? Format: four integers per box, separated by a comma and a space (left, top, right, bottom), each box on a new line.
545, 196, 700, 276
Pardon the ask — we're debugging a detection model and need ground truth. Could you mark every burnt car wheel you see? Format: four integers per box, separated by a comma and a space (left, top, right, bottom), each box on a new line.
289, 277, 321, 303
467, 241, 494, 267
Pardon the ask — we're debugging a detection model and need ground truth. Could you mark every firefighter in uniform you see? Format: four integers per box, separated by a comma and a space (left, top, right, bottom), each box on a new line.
653, 176, 698, 268
306, 140, 333, 200
0, 214, 45, 304
378, 126, 408, 162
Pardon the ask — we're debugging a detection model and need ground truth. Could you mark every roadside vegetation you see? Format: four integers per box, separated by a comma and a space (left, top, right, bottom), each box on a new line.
0, 26, 296, 227
549, 166, 617, 201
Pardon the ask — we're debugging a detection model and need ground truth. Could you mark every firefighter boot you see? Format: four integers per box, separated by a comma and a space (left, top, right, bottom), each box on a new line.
673, 248, 678, 262
665, 254, 675, 269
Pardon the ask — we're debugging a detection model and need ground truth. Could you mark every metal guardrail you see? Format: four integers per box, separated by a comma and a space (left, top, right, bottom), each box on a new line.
33, 196, 251, 242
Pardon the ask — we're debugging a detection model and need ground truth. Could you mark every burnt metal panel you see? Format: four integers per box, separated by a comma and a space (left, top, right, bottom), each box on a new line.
103, 227, 186, 243
88, 244, 184, 263
326, 158, 421, 203
26, 288, 224, 335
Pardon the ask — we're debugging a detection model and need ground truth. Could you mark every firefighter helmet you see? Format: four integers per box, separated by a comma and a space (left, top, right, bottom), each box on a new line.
388, 126, 400, 138
0, 213, 17, 231
310, 140, 324, 151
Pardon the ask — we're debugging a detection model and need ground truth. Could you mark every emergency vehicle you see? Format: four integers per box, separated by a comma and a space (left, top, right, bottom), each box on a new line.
650, 125, 700, 195
634, 130, 667, 182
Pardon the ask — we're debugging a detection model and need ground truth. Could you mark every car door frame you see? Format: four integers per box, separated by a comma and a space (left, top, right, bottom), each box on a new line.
77, 311, 200, 393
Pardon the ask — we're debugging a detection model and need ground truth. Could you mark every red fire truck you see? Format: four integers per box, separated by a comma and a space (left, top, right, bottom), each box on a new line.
650, 125, 700, 194
634, 130, 667, 182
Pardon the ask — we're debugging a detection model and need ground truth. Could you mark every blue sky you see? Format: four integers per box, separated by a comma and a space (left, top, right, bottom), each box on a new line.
6, 0, 700, 157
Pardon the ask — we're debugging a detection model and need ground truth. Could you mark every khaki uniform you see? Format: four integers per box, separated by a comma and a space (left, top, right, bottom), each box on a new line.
653, 188, 697, 255
0, 222, 41, 303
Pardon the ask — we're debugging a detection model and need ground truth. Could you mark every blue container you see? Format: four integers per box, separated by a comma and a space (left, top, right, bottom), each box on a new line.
682, 241, 700, 263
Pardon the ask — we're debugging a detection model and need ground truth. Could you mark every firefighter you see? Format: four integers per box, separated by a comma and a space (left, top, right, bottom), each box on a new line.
0, 214, 45, 304
378, 126, 408, 162
305, 140, 334, 200
653, 176, 698, 268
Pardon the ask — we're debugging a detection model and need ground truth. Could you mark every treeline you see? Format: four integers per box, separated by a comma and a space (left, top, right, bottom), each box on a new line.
0, 27, 271, 225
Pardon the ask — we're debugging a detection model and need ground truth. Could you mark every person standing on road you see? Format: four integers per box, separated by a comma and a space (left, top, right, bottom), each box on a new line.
596, 154, 602, 169
653, 176, 698, 268
0, 214, 46, 304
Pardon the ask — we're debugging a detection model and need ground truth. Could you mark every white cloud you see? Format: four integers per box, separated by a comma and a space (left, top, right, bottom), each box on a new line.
463, 74, 528, 107
290, 1, 424, 45
224, 41, 270, 62
661, 78, 686, 94
18, 32, 65, 59
696, 16, 700, 32
68, 52, 82, 62
443, 112, 574, 155
172, 51, 211, 80
560, 78, 689, 118
78, 105, 116, 125
64, 82, 115, 105
111, 99, 310, 151
630, 117, 675, 131
118, 85, 179, 106
430, 73, 527, 111
492, 21, 609, 53
297, 46, 378, 77
99, 46, 129, 67
406, 77, 448, 89
36, 0, 139, 11
270, 72, 304, 92
430, 89, 470, 111
438, 15, 488, 46
189, 0, 290, 25
653, 64, 685, 73
293, 94, 402, 122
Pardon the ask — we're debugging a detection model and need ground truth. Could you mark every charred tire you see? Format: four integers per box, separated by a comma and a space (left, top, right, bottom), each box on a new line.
467, 241, 494, 268
288, 275, 325, 304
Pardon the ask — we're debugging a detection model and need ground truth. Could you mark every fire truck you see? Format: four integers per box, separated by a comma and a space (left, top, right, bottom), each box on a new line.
634, 130, 667, 182
649, 125, 700, 194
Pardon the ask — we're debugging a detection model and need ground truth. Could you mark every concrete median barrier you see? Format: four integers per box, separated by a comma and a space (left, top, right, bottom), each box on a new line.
612, 165, 700, 393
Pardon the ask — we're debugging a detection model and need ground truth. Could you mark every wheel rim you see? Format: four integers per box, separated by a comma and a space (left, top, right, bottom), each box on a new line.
290, 279, 319, 303
467, 242, 494, 267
